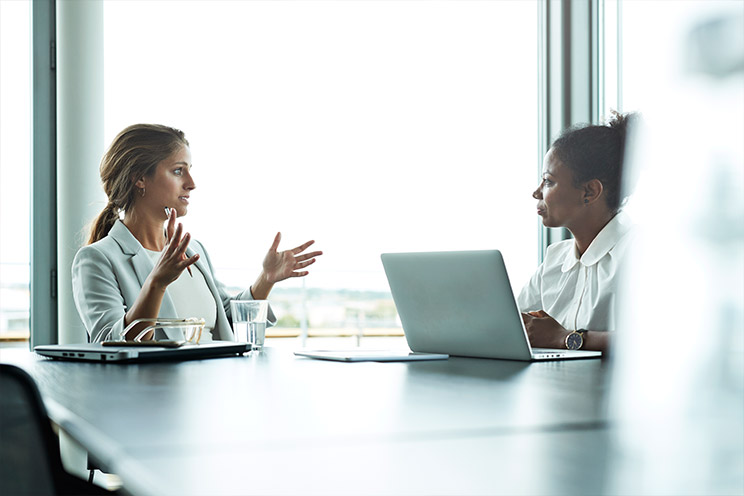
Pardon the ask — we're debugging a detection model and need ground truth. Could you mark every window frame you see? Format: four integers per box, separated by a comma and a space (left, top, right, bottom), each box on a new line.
30, 0, 605, 344
30, 0, 57, 348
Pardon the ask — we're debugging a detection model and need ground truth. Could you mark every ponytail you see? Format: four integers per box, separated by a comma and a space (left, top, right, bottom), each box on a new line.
85, 124, 189, 245
87, 202, 121, 245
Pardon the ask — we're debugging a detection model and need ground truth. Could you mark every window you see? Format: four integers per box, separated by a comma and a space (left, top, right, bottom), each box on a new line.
0, 1, 31, 341
601, 0, 738, 219
103, 1, 539, 345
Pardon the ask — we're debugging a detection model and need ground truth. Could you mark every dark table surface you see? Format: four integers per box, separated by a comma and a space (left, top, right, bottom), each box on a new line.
1, 347, 613, 495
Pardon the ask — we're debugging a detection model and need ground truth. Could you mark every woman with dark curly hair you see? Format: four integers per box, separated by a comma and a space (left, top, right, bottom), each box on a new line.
518, 112, 637, 354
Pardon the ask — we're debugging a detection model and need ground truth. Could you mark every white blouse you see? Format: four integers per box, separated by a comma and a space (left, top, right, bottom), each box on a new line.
517, 212, 634, 332
145, 249, 217, 342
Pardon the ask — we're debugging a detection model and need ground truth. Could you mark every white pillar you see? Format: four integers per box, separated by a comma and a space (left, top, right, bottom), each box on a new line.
56, 0, 105, 344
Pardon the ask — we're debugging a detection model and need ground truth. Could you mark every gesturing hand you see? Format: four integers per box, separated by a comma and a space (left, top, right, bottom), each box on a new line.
520, 310, 569, 349
262, 232, 323, 284
150, 209, 200, 289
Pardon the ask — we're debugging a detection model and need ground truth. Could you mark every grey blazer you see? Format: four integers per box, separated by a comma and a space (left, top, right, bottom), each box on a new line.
72, 220, 275, 343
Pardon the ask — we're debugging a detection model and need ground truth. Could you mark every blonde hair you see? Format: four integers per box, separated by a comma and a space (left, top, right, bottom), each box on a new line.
87, 124, 189, 244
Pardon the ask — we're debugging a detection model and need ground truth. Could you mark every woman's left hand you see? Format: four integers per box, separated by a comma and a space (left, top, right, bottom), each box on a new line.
262, 232, 323, 284
521, 310, 569, 349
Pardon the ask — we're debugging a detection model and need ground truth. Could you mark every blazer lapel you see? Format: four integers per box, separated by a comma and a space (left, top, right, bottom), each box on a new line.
186, 244, 234, 341
109, 220, 178, 319
130, 251, 154, 288
188, 246, 219, 298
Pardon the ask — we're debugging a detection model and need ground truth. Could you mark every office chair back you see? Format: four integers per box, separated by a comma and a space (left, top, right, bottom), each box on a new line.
0, 363, 59, 494
0, 363, 113, 495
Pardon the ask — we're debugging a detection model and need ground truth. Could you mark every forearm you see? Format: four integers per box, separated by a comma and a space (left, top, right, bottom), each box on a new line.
582, 331, 611, 354
523, 310, 612, 354
123, 277, 167, 340
540, 327, 611, 353
250, 271, 274, 300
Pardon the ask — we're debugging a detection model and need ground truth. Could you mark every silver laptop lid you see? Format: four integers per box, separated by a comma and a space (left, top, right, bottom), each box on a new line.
381, 250, 533, 360
34, 342, 250, 363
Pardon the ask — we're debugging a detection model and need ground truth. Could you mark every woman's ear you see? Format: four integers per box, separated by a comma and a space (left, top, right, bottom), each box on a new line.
133, 176, 146, 189
582, 179, 604, 205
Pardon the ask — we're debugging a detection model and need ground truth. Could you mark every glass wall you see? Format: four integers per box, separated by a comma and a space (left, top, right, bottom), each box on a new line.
604, 0, 741, 113
102, 1, 539, 346
601, 0, 739, 218
605, 2, 743, 493
0, 1, 31, 341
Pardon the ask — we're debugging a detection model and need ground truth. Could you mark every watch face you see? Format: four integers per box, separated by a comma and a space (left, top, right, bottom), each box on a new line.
566, 332, 582, 350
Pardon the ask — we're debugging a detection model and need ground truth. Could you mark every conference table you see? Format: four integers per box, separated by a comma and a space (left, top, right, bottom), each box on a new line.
0, 347, 613, 495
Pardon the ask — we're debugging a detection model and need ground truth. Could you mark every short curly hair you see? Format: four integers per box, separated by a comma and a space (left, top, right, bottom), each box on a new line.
551, 111, 638, 213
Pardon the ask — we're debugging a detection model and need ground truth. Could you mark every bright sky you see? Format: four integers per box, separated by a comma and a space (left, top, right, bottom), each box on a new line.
102, 0, 539, 292
2, 0, 739, 297
0, 1, 31, 282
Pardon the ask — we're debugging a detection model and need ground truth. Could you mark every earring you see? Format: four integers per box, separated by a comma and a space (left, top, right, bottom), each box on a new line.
584, 198, 589, 204
140, 187, 146, 198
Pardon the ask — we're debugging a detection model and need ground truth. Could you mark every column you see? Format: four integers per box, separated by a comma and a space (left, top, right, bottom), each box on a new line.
56, 0, 105, 344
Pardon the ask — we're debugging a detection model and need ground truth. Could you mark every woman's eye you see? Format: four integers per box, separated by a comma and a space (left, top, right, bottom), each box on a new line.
173, 168, 183, 176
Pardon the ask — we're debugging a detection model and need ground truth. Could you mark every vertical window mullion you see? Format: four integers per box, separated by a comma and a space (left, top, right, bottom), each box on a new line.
31, 0, 57, 348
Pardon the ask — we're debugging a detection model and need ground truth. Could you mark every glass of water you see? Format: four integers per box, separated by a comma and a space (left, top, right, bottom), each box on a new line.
230, 300, 269, 350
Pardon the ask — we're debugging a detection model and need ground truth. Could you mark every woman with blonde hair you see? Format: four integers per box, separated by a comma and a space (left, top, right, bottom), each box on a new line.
73, 124, 321, 343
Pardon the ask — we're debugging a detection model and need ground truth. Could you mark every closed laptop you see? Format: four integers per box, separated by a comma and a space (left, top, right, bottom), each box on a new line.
35, 341, 250, 363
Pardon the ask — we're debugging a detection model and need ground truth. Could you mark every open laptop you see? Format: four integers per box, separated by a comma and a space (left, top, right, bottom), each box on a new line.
35, 341, 250, 363
380, 250, 602, 361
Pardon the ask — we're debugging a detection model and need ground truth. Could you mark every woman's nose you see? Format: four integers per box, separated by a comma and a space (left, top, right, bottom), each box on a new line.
184, 171, 196, 190
532, 184, 542, 199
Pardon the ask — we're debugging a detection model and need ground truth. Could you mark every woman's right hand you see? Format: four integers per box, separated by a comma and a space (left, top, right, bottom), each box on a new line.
149, 209, 199, 290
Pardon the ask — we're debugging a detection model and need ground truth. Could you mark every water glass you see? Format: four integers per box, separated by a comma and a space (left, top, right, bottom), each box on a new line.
230, 300, 269, 350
